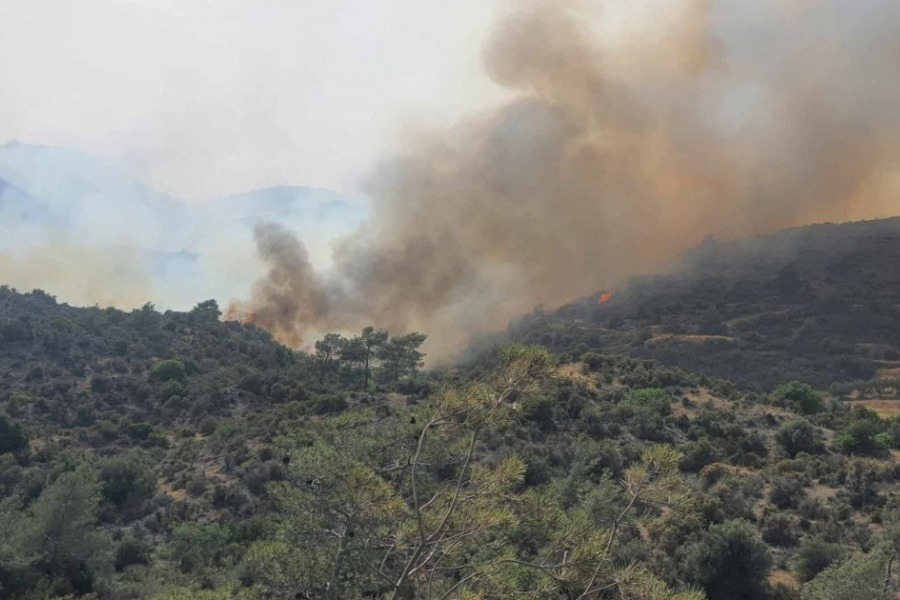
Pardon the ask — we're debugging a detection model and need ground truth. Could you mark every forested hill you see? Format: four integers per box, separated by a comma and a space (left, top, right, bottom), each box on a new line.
5, 277, 900, 600
508, 217, 900, 390
0, 289, 299, 429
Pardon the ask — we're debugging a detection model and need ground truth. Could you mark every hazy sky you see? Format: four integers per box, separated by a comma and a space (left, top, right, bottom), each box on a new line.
0, 0, 506, 199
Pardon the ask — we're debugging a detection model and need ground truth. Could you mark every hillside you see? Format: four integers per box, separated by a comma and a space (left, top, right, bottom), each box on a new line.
4, 285, 900, 599
508, 217, 900, 391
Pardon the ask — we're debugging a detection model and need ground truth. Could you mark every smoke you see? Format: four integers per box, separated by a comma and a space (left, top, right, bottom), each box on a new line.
0, 241, 155, 309
227, 223, 330, 346
233, 0, 900, 360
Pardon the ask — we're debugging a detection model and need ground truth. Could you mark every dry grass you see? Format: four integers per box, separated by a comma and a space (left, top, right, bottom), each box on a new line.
807, 485, 839, 500
557, 363, 600, 392
847, 399, 900, 418
671, 388, 729, 418
157, 480, 188, 501
646, 334, 735, 345
876, 366, 900, 380
768, 569, 799, 589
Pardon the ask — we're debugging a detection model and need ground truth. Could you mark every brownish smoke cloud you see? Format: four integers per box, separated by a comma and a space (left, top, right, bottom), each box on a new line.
231, 0, 900, 360
0, 241, 155, 309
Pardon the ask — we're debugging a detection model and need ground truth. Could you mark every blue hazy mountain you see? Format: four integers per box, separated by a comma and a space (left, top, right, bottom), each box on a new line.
0, 141, 365, 309
0, 175, 58, 229
0, 141, 191, 252
215, 185, 363, 229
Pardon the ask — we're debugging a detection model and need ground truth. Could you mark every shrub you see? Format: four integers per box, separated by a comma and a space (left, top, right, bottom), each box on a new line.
769, 476, 806, 509
186, 475, 208, 497
99, 456, 155, 508
761, 513, 798, 547
683, 519, 772, 600
312, 394, 348, 415
795, 538, 845, 582
773, 382, 824, 415
621, 388, 671, 416
776, 420, 824, 458
114, 537, 150, 571
581, 352, 606, 371
0, 413, 27, 454
835, 409, 889, 456
149, 359, 187, 383
126, 422, 154, 442
171, 523, 232, 572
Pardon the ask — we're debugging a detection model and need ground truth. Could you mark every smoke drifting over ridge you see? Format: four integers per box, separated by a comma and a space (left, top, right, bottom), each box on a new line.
231, 0, 900, 358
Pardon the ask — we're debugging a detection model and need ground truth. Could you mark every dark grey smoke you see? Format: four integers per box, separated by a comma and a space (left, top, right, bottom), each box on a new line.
232, 0, 900, 360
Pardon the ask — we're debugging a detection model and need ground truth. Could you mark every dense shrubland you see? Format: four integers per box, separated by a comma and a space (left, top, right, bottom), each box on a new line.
4, 287, 900, 598
505, 219, 900, 391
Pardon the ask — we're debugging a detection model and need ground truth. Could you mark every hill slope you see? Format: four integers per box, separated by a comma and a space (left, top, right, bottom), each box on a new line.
4, 285, 900, 599
508, 217, 900, 390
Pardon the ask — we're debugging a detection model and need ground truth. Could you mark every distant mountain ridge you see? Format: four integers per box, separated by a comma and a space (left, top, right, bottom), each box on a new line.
0, 141, 365, 310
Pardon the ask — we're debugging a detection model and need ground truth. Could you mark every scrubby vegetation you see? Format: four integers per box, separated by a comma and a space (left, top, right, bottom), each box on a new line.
506, 217, 900, 391
6, 264, 900, 599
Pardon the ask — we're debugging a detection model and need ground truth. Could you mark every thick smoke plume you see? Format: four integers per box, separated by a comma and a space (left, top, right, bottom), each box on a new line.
232, 0, 900, 359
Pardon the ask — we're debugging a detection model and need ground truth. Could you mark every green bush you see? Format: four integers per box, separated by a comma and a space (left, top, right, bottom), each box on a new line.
621, 388, 671, 416
99, 456, 155, 508
775, 420, 824, 458
312, 394, 348, 415
170, 523, 232, 572
835, 409, 889, 456
769, 475, 806, 509
0, 413, 27, 454
773, 382, 824, 415
795, 538, 845, 582
149, 359, 187, 382
114, 537, 150, 571
581, 352, 606, 371
683, 519, 772, 600
760, 513, 798, 547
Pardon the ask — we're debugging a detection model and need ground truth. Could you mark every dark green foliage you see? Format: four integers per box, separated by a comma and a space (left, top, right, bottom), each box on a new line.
339, 326, 388, 389
150, 359, 187, 382
801, 545, 894, 600
769, 475, 807, 509
794, 538, 845, 582
376, 331, 427, 385
126, 422, 154, 441
774, 382, 825, 415
114, 537, 150, 571
504, 218, 900, 389
835, 408, 890, 456
312, 327, 426, 391
0, 412, 27, 453
680, 440, 719, 472
98, 455, 154, 508
582, 352, 606, 371
170, 523, 232, 572
621, 387, 671, 416
4, 284, 900, 599
760, 513, 798, 547
311, 393, 348, 414
20, 468, 106, 596
776, 420, 824, 458
189, 299, 222, 324
684, 520, 772, 600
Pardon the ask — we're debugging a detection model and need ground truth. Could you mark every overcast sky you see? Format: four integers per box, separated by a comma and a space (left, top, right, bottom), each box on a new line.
1, 1, 879, 203
0, 0, 507, 199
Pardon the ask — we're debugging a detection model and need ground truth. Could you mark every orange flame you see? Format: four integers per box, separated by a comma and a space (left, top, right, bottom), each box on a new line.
242, 312, 258, 326
598, 290, 614, 304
